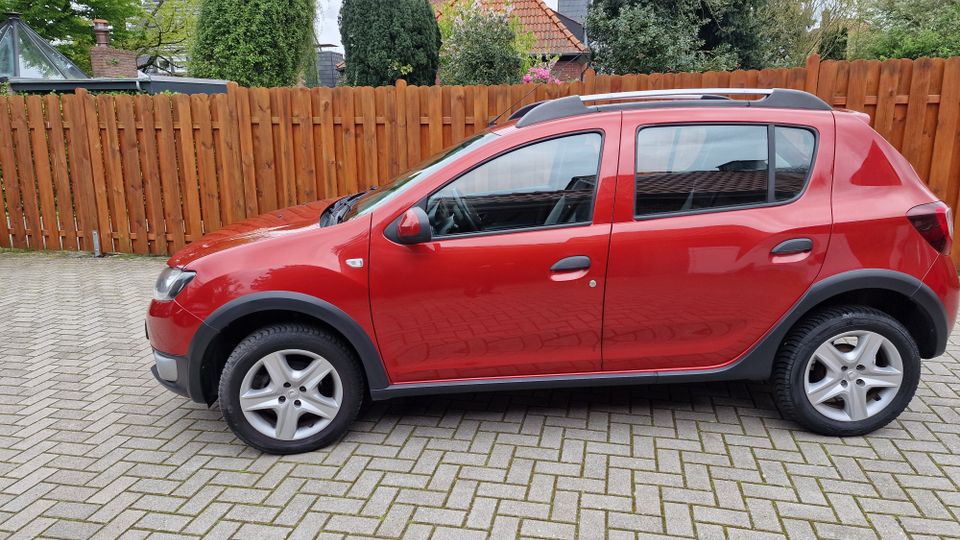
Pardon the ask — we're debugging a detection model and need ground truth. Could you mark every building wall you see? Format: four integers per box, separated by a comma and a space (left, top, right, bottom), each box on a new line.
558, 0, 589, 23
90, 47, 137, 78
317, 51, 344, 88
552, 57, 588, 82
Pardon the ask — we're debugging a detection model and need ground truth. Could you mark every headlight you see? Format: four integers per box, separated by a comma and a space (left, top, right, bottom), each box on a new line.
154, 267, 196, 301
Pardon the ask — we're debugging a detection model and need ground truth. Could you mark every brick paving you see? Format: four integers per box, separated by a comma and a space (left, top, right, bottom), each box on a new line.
1, 251, 959, 539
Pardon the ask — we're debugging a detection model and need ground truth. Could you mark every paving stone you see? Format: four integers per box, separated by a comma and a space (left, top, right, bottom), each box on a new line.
1, 252, 959, 538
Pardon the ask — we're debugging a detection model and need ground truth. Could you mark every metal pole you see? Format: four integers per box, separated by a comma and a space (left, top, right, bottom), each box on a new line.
92, 230, 102, 257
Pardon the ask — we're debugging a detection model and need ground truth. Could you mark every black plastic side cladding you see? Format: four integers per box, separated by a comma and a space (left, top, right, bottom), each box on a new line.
369, 269, 948, 399
186, 292, 391, 404
176, 270, 947, 404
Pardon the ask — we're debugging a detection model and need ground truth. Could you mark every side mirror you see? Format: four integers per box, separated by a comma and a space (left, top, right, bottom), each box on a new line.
395, 206, 432, 244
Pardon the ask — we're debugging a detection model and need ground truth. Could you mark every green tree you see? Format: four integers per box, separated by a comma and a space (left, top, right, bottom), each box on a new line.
0, 0, 142, 73
586, 0, 738, 74
191, 0, 316, 87
437, 0, 534, 85
124, 0, 200, 74
818, 24, 849, 59
698, 0, 767, 69
855, 0, 960, 59
339, 0, 440, 87
756, 0, 818, 67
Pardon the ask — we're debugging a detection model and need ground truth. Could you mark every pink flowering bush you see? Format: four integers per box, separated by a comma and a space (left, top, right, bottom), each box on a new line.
523, 66, 560, 84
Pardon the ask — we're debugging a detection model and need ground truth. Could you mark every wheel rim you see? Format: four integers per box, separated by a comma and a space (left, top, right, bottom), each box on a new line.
238, 349, 343, 441
803, 330, 904, 423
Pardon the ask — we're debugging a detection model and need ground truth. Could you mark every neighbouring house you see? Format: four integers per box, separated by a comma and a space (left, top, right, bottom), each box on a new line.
316, 48, 344, 87
432, 0, 590, 81
554, 0, 588, 44
0, 11, 226, 94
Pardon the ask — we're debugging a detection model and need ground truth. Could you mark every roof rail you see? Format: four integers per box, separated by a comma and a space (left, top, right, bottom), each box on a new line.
514, 88, 831, 128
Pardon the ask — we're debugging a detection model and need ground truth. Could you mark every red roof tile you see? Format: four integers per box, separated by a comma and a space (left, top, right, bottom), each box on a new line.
432, 0, 587, 56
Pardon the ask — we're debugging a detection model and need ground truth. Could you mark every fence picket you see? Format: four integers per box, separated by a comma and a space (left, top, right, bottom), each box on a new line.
174, 94, 204, 241
134, 95, 166, 254
116, 96, 149, 254
191, 94, 221, 232
45, 95, 76, 251
26, 96, 58, 249
154, 94, 186, 251
0, 98, 26, 248
233, 85, 259, 218
9, 97, 42, 248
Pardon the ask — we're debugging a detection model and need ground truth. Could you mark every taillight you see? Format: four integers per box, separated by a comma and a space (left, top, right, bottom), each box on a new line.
907, 201, 953, 254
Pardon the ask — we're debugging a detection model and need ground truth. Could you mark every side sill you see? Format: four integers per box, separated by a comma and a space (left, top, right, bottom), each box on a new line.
369, 360, 763, 400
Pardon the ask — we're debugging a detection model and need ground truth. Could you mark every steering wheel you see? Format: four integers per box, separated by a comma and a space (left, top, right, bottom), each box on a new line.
450, 188, 481, 232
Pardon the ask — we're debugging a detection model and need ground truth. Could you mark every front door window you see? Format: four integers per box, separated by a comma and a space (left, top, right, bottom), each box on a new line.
427, 133, 603, 237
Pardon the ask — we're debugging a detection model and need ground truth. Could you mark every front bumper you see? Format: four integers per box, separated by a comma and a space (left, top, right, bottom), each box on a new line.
150, 349, 190, 397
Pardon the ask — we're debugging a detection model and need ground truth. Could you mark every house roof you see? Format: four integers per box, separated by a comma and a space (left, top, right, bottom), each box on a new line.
432, 0, 587, 56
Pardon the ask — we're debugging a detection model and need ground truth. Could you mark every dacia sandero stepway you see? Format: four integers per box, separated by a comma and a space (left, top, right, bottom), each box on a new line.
146, 88, 959, 454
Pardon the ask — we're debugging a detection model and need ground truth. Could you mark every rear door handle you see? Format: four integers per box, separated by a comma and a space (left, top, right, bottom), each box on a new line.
551, 256, 591, 272
771, 238, 813, 255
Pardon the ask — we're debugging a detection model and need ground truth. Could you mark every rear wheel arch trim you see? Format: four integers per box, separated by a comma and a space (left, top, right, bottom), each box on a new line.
744, 268, 947, 376
187, 292, 389, 403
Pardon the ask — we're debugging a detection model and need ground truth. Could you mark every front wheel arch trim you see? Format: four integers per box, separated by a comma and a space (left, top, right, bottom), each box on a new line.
186, 292, 389, 403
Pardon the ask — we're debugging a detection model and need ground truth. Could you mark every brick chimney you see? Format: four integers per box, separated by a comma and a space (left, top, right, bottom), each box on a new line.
89, 19, 138, 78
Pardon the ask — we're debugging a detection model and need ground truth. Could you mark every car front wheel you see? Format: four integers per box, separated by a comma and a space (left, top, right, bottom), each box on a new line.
218, 324, 364, 454
773, 305, 920, 437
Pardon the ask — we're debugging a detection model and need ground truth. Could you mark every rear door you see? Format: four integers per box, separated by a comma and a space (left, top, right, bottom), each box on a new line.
603, 108, 835, 372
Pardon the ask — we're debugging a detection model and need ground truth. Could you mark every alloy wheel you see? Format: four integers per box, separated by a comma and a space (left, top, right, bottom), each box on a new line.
238, 349, 343, 440
803, 330, 904, 422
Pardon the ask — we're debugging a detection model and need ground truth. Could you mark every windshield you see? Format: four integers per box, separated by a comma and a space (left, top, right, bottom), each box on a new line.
342, 132, 499, 221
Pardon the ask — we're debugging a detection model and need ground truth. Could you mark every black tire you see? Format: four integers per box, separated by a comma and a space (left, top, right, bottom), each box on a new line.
218, 323, 365, 454
772, 305, 920, 437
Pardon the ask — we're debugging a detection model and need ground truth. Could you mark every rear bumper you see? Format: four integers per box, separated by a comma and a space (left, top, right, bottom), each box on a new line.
920, 253, 959, 356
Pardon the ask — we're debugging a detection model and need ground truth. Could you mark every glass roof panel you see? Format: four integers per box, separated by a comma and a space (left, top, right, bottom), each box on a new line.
18, 24, 87, 79
0, 27, 14, 78
0, 14, 88, 79
18, 29, 65, 79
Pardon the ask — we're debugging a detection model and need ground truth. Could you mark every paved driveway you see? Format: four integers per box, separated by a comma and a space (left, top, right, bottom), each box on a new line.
0, 252, 959, 539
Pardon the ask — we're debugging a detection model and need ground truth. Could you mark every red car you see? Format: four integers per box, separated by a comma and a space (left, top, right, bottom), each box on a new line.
147, 88, 959, 454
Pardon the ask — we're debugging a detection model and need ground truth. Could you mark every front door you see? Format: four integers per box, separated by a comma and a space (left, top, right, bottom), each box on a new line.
603, 112, 835, 372
370, 131, 617, 383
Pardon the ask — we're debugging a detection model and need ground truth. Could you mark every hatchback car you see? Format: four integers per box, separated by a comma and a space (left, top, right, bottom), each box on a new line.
147, 88, 958, 454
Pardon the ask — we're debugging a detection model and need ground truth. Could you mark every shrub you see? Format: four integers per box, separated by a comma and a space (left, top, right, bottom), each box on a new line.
438, 0, 534, 86
339, 0, 440, 86
191, 0, 315, 87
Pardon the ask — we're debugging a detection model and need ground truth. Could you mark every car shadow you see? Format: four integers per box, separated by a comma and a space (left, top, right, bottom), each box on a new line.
355, 379, 785, 430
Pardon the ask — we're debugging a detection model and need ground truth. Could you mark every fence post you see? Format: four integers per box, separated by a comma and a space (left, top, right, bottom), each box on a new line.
804, 54, 821, 95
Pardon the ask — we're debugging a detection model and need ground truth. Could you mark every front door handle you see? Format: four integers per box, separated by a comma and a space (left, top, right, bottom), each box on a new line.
551, 256, 591, 272
771, 238, 813, 255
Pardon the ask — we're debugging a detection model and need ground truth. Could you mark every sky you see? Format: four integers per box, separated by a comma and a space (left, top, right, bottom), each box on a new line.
316, 0, 561, 52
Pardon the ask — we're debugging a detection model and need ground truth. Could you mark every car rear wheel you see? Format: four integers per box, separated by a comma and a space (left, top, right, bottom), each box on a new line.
218, 324, 364, 454
773, 305, 920, 437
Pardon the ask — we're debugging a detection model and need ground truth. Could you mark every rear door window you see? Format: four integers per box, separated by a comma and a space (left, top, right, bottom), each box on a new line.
634, 124, 816, 218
